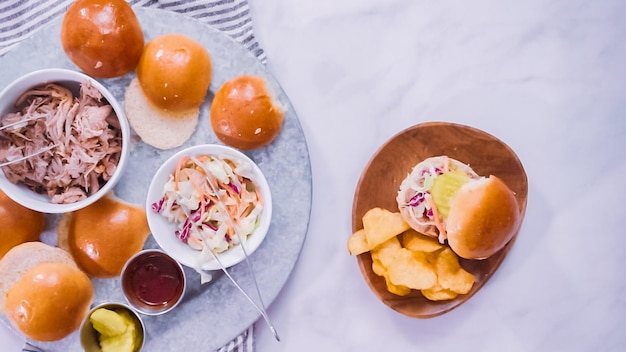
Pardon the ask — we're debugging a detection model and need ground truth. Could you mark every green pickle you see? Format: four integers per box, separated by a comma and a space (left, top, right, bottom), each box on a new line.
430, 170, 471, 219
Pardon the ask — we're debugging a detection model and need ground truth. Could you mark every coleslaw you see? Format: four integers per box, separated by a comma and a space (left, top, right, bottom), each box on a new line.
151, 154, 263, 253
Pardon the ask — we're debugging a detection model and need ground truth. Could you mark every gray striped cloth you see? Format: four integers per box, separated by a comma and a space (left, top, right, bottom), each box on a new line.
0, 1, 261, 351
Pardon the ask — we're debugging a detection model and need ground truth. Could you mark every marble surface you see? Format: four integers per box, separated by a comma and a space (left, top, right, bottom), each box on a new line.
2, 0, 626, 351
246, 0, 626, 351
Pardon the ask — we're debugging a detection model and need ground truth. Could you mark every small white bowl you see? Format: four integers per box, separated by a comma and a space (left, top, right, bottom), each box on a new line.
146, 144, 272, 271
0, 68, 130, 213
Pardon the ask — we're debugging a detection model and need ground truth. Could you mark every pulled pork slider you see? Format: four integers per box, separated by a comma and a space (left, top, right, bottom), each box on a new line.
58, 193, 150, 278
396, 156, 520, 259
0, 242, 94, 342
210, 75, 285, 150
0, 190, 45, 258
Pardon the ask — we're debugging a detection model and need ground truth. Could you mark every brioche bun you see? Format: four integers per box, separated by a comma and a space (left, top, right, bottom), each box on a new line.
0, 242, 93, 342
61, 0, 144, 78
125, 77, 199, 149
0, 190, 45, 258
58, 193, 150, 278
446, 176, 521, 259
136, 34, 212, 111
210, 75, 284, 150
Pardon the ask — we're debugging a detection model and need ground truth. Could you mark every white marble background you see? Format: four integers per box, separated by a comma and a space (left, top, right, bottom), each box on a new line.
2, 0, 626, 351
248, 0, 626, 351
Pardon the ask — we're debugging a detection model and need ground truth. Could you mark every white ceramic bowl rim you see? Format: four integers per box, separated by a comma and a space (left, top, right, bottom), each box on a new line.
146, 144, 272, 271
0, 68, 130, 213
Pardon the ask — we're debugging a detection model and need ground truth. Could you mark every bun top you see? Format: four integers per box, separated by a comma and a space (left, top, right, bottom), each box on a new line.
0, 190, 45, 258
61, 0, 144, 78
210, 75, 285, 150
0, 242, 77, 310
0, 242, 93, 342
136, 34, 212, 111
5, 262, 93, 342
58, 193, 150, 278
445, 176, 521, 259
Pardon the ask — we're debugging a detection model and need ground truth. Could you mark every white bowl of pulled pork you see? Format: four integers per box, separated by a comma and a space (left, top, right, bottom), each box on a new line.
0, 68, 129, 213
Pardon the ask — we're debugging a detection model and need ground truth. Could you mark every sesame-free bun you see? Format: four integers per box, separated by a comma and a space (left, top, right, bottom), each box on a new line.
0, 190, 45, 258
61, 0, 144, 78
0, 242, 93, 342
210, 75, 285, 150
125, 77, 199, 149
446, 176, 521, 260
136, 33, 212, 111
58, 193, 150, 278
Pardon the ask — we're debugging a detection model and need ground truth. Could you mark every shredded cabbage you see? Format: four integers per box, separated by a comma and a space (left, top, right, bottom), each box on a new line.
152, 154, 263, 253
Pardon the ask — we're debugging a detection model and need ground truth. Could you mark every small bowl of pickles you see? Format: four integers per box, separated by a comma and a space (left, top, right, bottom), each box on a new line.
80, 302, 145, 352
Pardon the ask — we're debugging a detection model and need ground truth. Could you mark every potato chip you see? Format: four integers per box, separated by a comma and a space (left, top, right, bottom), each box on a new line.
347, 229, 370, 255
386, 248, 437, 290
421, 283, 458, 301
371, 236, 402, 269
371, 256, 385, 276
384, 274, 411, 296
401, 229, 443, 253
435, 248, 475, 294
362, 208, 410, 249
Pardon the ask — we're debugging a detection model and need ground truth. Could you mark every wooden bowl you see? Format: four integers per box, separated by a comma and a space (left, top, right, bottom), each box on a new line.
351, 122, 528, 318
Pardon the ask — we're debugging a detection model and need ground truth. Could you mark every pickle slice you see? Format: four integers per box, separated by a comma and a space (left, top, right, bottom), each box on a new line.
430, 170, 471, 219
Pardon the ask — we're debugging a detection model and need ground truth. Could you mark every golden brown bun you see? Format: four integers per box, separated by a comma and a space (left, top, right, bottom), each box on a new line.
58, 193, 150, 278
0, 190, 45, 258
125, 77, 199, 149
0, 242, 77, 311
5, 262, 93, 342
446, 176, 521, 259
210, 75, 284, 150
136, 34, 212, 111
61, 0, 144, 78
0, 242, 92, 342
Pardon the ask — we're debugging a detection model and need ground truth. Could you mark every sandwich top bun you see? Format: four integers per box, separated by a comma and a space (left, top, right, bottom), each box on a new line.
446, 176, 521, 260
210, 75, 285, 150
61, 0, 144, 78
0, 242, 93, 342
136, 34, 212, 112
58, 193, 150, 278
0, 190, 45, 258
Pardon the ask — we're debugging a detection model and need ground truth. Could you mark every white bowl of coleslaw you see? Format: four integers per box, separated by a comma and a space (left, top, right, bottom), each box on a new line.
146, 144, 272, 271
0, 68, 130, 213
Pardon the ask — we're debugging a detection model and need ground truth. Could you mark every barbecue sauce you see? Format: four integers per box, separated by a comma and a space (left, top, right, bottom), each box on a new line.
122, 251, 184, 311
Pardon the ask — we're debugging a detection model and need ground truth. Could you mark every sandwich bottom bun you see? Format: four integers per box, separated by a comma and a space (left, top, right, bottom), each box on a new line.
58, 192, 150, 278
210, 75, 285, 150
0, 242, 93, 342
0, 190, 46, 258
124, 77, 199, 149
446, 176, 521, 260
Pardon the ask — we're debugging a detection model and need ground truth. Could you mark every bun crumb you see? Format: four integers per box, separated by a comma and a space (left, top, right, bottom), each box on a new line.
124, 77, 199, 149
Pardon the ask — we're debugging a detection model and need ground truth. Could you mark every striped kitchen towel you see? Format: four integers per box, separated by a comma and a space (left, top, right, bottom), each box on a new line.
1, 2, 262, 351
0, 0, 266, 62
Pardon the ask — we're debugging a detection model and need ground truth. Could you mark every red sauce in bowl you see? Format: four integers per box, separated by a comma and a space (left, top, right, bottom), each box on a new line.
122, 250, 185, 314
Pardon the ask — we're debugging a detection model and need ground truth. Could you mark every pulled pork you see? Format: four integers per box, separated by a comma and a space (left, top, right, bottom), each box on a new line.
0, 82, 122, 204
